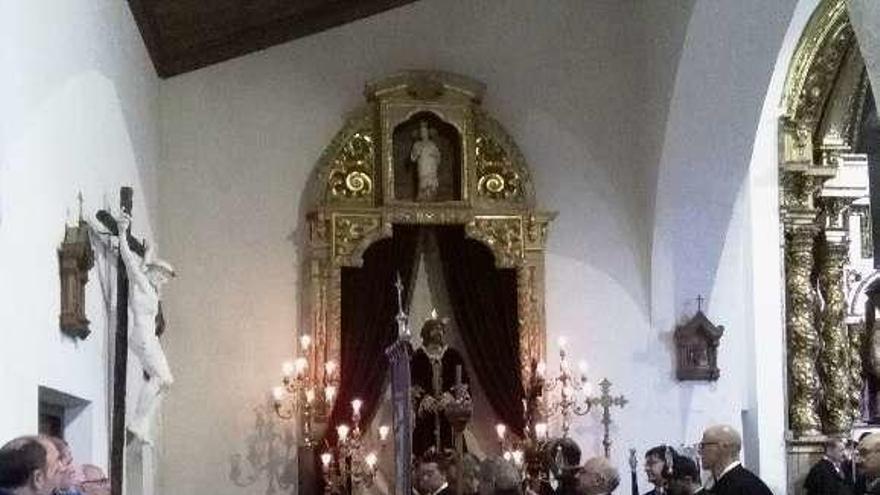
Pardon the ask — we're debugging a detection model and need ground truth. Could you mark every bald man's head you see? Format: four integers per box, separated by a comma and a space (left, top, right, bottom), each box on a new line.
699, 425, 742, 475
578, 456, 620, 495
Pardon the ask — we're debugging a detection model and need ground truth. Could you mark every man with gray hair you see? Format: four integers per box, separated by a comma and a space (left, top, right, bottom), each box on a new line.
857, 432, 880, 494
578, 456, 620, 495
698, 425, 771, 495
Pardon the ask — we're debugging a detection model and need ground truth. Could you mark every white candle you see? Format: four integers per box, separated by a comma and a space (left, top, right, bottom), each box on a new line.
294, 357, 308, 376
305, 388, 315, 404
320, 452, 333, 469
535, 422, 548, 439
365, 452, 378, 469
496, 423, 507, 441
512, 450, 524, 466
378, 425, 390, 442
337, 424, 350, 443
325, 360, 337, 377
325, 386, 337, 403
300, 334, 312, 351
282, 360, 295, 377
272, 386, 285, 401
351, 399, 363, 416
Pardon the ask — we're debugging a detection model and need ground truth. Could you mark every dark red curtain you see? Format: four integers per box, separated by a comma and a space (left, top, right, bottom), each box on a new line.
435, 226, 525, 433
328, 225, 420, 439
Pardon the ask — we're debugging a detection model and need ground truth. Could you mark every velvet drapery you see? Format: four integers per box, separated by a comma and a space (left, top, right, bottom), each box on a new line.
435, 226, 525, 434
328, 225, 420, 438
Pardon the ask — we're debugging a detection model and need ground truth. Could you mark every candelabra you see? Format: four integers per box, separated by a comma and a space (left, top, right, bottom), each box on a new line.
273, 334, 339, 447
535, 336, 594, 438
495, 335, 627, 486
320, 399, 390, 494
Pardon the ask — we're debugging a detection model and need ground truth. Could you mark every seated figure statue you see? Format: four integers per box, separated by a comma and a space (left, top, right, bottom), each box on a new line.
411, 310, 470, 457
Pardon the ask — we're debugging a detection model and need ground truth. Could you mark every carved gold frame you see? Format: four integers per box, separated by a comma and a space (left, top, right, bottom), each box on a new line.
304, 71, 555, 398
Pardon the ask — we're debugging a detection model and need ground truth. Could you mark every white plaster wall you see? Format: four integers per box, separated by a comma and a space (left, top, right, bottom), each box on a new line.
0, 0, 159, 471
157, 0, 814, 493
651, 1, 823, 493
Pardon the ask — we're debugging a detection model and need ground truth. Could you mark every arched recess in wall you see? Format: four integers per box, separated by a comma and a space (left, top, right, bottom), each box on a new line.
300, 71, 556, 435
779, 0, 875, 489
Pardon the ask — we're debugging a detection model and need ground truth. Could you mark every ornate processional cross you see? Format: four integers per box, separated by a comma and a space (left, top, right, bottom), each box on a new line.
586, 378, 627, 458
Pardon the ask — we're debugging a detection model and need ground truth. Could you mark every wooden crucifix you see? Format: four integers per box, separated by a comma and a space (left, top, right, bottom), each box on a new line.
586, 378, 627, 458
96, 187, 169, 495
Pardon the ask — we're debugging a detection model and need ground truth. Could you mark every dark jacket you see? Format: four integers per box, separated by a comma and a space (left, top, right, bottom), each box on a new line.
709, 465, 772, 495
804, 458, 852, 495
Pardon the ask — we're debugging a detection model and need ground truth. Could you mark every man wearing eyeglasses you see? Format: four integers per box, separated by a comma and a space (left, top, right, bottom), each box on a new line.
697, 425, 771, 495
857, 433, 880, 494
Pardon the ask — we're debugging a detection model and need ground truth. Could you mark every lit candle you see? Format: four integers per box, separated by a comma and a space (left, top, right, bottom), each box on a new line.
325, 360, 337, 377
272, 386, 285, 402
365, 452, 378, 469
294, 357, 308, 376
378, 425, 390, 442
535, 422, 548, 439
282, 360, 295, 377
325, 385, 337, 403
351, 398, 363, 416
536, 361, 546, 378
583, 381, 594, 396
300, 334, 312, 351
512, 450, 524, 466
557, 336, 568, 349
320, 452, 333, 470
337, 424, 350, 443
495, 423, 507, 441
502, 451, 512, 461
305, 388, 315, 404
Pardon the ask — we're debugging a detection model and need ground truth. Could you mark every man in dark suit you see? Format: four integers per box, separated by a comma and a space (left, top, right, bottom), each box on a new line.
804, 438, 852, 495
416, 452, 455, 495
698, 425, 772, 495
857, 433, 880, 494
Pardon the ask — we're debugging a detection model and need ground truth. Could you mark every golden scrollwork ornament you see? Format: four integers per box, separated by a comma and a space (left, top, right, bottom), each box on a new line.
327, 132, 375, 200
475, 135, 522, 201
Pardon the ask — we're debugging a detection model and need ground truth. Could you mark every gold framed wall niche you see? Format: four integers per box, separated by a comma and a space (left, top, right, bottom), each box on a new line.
303, 71, 556, 430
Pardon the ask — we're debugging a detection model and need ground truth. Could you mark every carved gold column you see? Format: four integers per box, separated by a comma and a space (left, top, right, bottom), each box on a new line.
784, 171, 822, 436
786, 222, 822, 435
817, 197, 852, 433
848, 321, 866, 422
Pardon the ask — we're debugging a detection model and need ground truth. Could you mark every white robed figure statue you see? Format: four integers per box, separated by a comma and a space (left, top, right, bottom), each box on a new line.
116, 213, 175, 445
410, 120, 441, 201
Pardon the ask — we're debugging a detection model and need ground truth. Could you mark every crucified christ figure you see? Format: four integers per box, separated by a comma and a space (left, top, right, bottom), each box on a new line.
115, 213, 175, 445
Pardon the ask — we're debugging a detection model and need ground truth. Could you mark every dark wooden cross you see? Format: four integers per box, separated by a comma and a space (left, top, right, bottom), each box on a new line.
95, 187, 151, 495
586, 378, 627, 458
697, 294, 704, 312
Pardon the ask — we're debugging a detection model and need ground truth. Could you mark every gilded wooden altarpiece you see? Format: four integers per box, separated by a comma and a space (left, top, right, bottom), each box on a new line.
304, 71, 555, 415
780, 1, 874, 493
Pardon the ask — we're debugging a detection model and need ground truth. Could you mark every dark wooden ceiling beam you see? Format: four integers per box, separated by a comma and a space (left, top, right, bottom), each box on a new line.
127, 0, 420, 78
